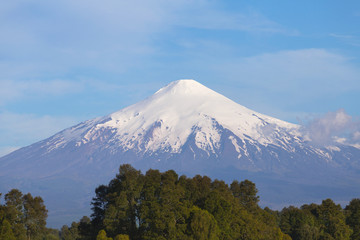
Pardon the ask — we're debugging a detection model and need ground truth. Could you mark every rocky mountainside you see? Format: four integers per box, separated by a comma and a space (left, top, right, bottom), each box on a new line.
1, 79, 360, 227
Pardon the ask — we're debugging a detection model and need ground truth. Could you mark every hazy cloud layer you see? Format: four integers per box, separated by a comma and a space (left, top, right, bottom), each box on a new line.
0, 0, 289, 79
205, 48, 360, 121
330, 33, 360, 47
0, 79, 84, 105
0, 0, 295, 108
174, 2, 295, 34
0, 112, 79, 156
301, 109, 360, 146
222, 49, 359, 96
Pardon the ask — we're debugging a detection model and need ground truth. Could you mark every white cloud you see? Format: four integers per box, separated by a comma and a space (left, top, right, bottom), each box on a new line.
0, 1, 175, 78
330, 33, 360, 47
174, 2, 295, 34
218, 49, 360, 100
353, 131, 360, 141
0, 112, 79, 148
0, 77, 164, 107
59, 0, 292, 34
0, 0, 297, 109
0, 111, 81, 157
0, 0, 293, 78
300, 109, 360, 145
0, 79, 84, 105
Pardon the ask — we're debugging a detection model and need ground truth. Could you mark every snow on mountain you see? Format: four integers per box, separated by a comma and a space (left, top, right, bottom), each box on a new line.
1, 79, 360, 228
53, 79, 300, 155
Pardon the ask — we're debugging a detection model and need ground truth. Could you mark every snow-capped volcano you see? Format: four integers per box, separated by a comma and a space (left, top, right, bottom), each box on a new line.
59, 79, 299, 157
1, 79, 360, 228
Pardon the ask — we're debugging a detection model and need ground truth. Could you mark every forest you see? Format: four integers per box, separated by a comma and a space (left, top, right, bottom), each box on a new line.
1, 164, 360, 240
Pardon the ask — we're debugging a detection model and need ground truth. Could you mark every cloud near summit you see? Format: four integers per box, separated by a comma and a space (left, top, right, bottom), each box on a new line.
301, 109, 360, 146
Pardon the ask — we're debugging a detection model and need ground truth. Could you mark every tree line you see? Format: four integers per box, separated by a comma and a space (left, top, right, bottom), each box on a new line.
59, 164, 360, 240
1, 164, 360, 239
0, 189, 53, 240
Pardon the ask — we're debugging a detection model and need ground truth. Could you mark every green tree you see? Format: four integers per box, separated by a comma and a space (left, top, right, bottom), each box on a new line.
138, 169, 164, 239
230, 179, 259, 210
104, 164, 143, 238
96, 229, 112, 240
280, 206, 319, 240
114, 234, 129, 240
345, 198, 360, 240
178, 175, 212, 210
317, 199, 352, 240
60, 222, 79, 240
23, 193, 48, 240
157, 170, 188, 239
187, 207, 219, 240
4, 189, 27, 239
87, 164, 290, 240
43, 228, 60, 240
204, 190, 232, 239
78, 216, 92, 240
138, 169, 190, 239
91, 184, 109, 234
0, 219, 16, 240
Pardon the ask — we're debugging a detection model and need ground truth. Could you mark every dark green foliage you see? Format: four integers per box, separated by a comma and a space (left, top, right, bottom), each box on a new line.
4, 189, 27, 239
0, 219, 16, 240
280, 206, 319, 240
279, 199, 353, 240
3, 164, 359, 240
91, 184, 108, 233
138, 169, 190, 239
0, 189, 52, 240
104, 164, 143, 238
23, 193, 48, 239
60, 222, 79, 240
230, 179, 259, 210
84, 164, 357, 240
77, 216, 92, 240
318, 199, 352, 240
86, 164, 287, 240
187, 206, 219, 240
43, 228, 61, 240
346, 198, 360, 240
96, 229, 112, 240
114, 234, 129, 240
59, 216, 91, 240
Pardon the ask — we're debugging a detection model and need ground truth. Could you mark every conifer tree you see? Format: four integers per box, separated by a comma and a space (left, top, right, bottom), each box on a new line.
0, 189, 49, 240
88, 164, 293, 240
279, 206, 319, 240
230, 179, 259, 210
23, 193, 48, 240
78, 216, 92, 240
317, 199, 352, 240
105, 164, 143, 238
5, 189, 27, 239
60, 222, 80, 240
345, 198, 360, 240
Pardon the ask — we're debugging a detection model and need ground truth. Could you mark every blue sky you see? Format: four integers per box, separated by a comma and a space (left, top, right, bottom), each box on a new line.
1, 0, 360, 156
